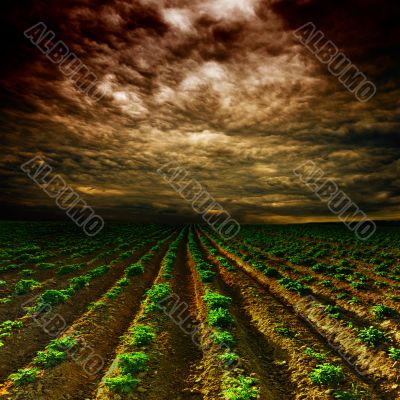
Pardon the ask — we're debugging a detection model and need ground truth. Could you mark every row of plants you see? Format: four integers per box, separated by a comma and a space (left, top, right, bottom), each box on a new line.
99, 230, 186, 395
87, 230, 177, 310
189, 228, 259, 400
198, 230, 375, 399
238, 225, 400, 289
200, 227, 400, 389
2, 228, 179, 390
228, 231, 400, 353
0, 229, 173, 348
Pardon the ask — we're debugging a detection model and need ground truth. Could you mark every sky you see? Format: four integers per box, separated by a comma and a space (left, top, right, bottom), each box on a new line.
0, 0, 399, 224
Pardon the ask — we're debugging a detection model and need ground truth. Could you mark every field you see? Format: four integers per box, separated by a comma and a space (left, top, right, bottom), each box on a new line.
0, 221, 399, 400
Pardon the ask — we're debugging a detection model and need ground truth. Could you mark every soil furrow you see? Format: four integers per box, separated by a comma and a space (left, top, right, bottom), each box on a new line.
0, 241, 157, 383
0, 237, 175, 399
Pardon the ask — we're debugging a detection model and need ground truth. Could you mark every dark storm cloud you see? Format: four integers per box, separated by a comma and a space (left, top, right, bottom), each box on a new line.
0, 0, 399, 223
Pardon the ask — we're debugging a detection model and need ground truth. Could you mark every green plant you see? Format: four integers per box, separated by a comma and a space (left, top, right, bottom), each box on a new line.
14, 279, 41, 295
0, 320, 24, 343
88, 265, 109, 278
325, 304, 341, 319
118, 352, 148, 374
203, 290, 232, 309
144, 283, 172, 313
69, 275, 91, 289
319, 280, 334, 288
87, 300, 108, 310
371, 304, 397, 321
130, 325, 156, 346
357, 326, 388, 347
274, 326, 297, 338
309, 363, 344, 385
33, 348, 67, 368
350, 281, 368, 290
262, 267, 281, 278
336, 292, 348, 300
47, 336, 77, 351
105, 374, 140, 393
388, 347, 400, 361
126, 263, 144, 276
20, 269, 34, 276
304, 347, 327, 361
36, 262, 56, 270
223, 375, 258, 400
208, 308, 234, 328
348, 297, 361, 305
199, 269, 216, 282
278, 277, 310, 296
9, 368, 40, 386
211, 330, 236, 347
37, 289, 70, 306
58, 263, 84, 275
219, 352, 239, 366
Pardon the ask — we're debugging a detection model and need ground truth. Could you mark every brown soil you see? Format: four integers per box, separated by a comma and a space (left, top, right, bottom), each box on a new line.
193, 231, 295, 400
130, 235, 205, 400
0, 237, 175, 400
0, 241, 157, 384
0, 248, 120, 324
198, 227, 389, 399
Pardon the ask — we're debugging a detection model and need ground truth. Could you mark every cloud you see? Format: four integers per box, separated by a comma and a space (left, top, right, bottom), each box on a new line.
0, 0, 399, 223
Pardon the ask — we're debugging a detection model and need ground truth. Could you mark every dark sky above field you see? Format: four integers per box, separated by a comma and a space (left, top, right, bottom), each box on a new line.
0, 0, 399, 223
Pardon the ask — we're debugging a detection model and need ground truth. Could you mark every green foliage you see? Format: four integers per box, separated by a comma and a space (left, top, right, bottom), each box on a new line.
105, 285, 124, 300
203, 290, 232, 310
145, 283, 172, 313
20, 269, 34, 276
58, 263, 84, 275
9, 368, 40, 386
69, 275, 91, 289
47, 336, 77, 351
118, 352, 148, 375
348, 297, 361, 305
274, 326, 297, 338
223, 375, 258, 400
199, 269, 216, 283
357, 326, 388, 347
105, 374, 140, 393
319, 280, 334, 288
350, 281, 368, 290
130, 325, 156, 346
34, 348, 67, 368
87, 300, 108, 310
219, 352, 239, 366
126, 262, 144, 276
388, 347, 400, 361
211, 330, 236, 347
371, 304, 397, 321
304, 347, 327, 361
278, 277, 310, 296
325, 304, 341, 319
208, 308, 235, 328
37, 289, 70, 306
36, 262, 56, 270
33, 336, 78, 368
14, 279, 40, 295
88, 265, 110, 278
119, 251, 133, 260
336, 292, 348, 300
0, 320, 24, 345
309, 363, 344, 386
